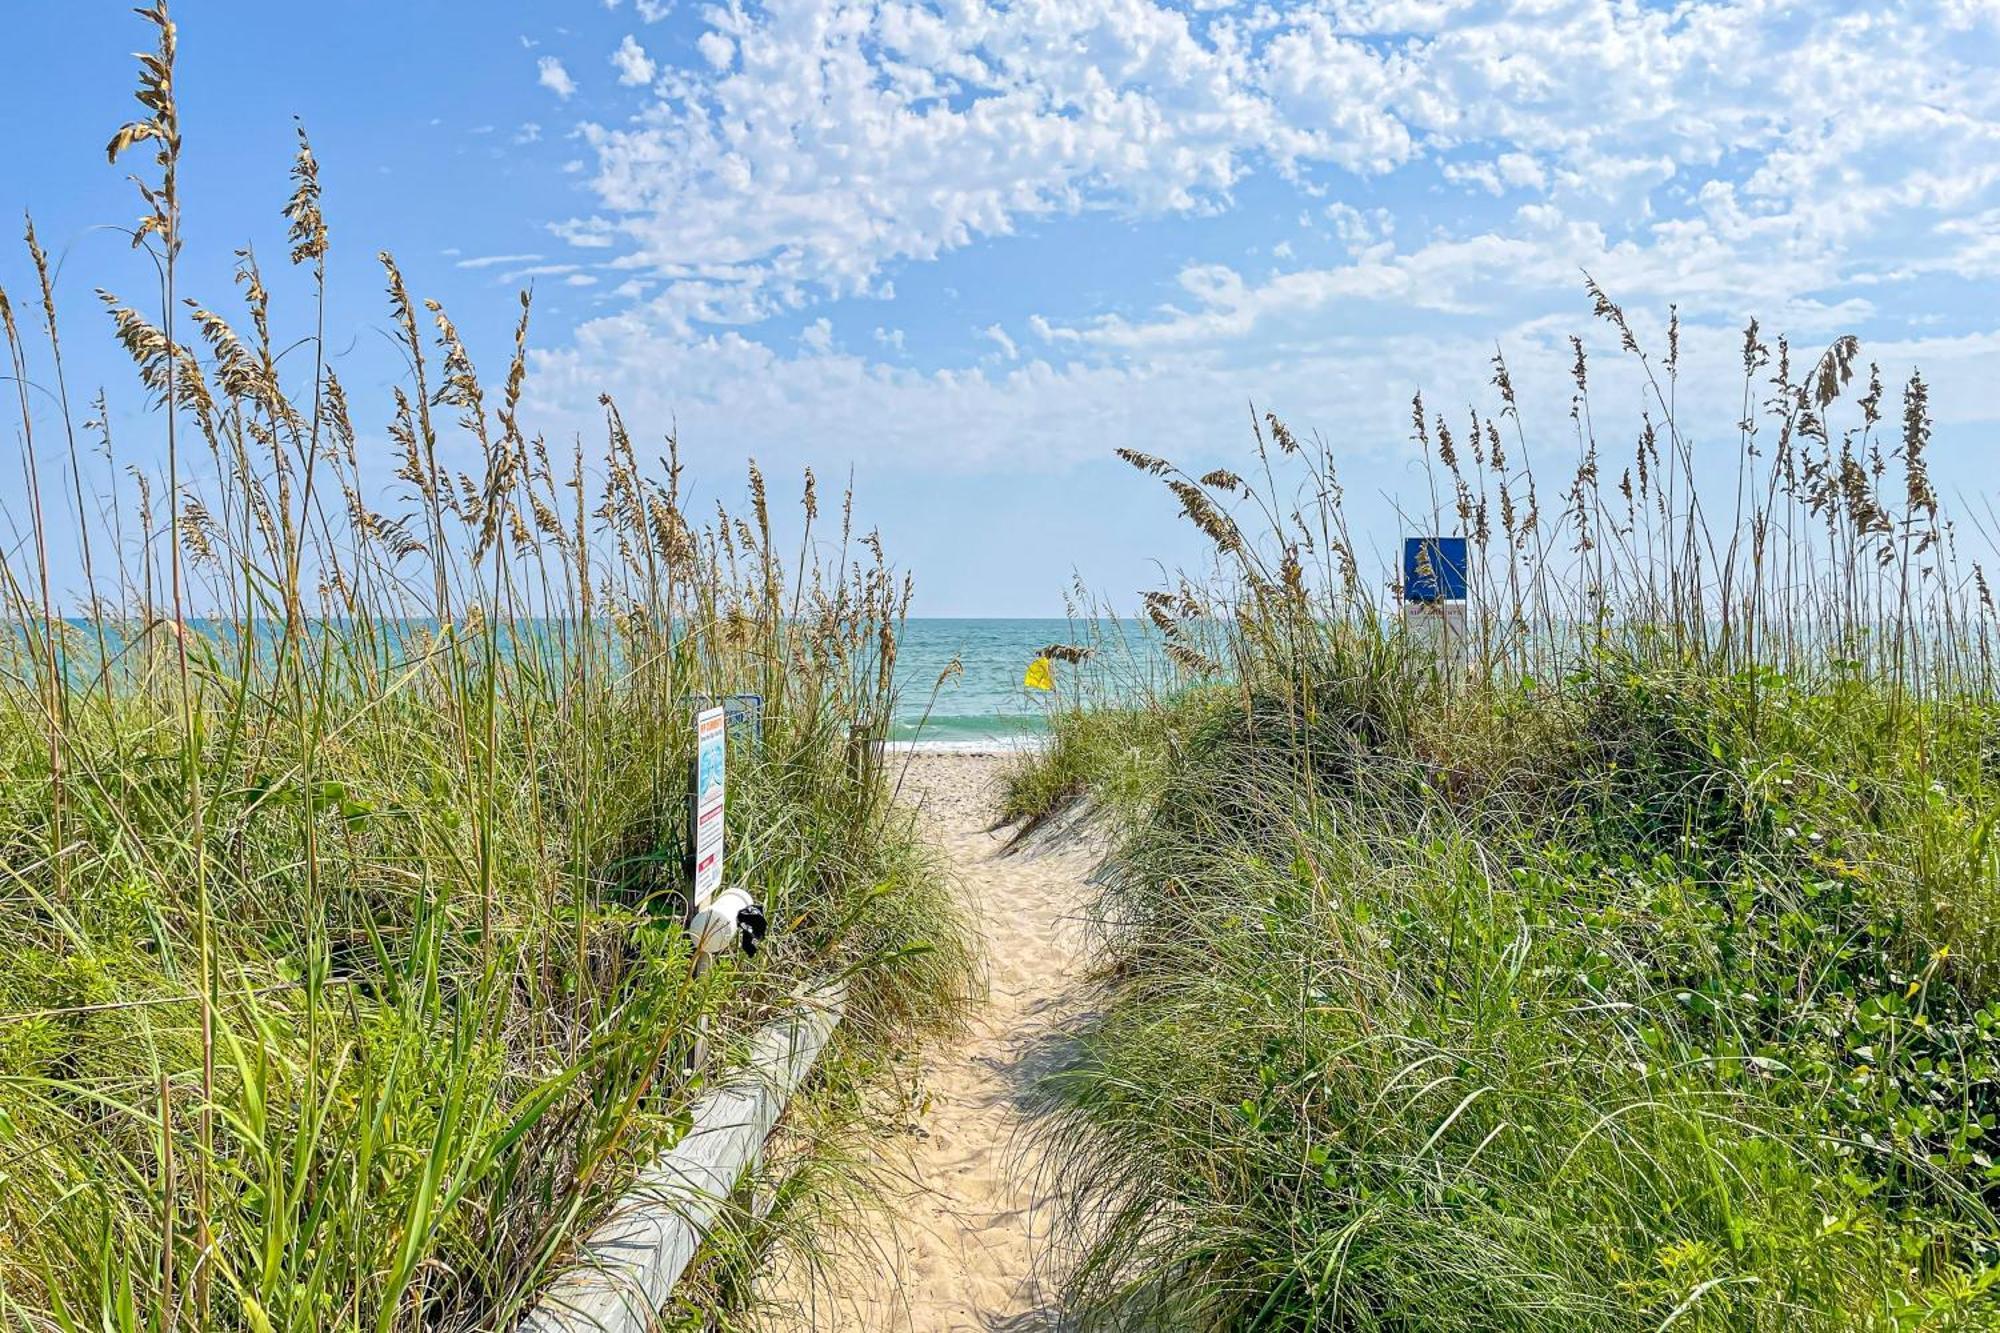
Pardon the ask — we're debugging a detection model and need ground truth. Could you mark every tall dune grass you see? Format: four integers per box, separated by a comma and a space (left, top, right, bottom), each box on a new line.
0, 8, 971, 1328
1011, 289, 2000, 1328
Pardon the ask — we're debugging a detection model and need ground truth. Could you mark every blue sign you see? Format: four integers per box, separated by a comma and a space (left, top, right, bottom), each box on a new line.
1402, 536, 1468, 604
722, 693, 763, 743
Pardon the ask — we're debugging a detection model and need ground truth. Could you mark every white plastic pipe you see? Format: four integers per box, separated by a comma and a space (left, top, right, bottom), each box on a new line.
687, 885, 756, 957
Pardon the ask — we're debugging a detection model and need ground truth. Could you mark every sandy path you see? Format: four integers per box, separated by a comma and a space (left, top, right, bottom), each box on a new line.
763, 753, 1095, 1332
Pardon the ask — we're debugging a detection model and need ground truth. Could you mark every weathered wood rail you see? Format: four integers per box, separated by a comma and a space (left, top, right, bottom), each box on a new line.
520, 982, 847, 1332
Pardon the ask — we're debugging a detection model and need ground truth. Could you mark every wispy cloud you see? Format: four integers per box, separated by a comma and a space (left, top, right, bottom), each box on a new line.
502, 263, 584, 281
456, 253, 544, 270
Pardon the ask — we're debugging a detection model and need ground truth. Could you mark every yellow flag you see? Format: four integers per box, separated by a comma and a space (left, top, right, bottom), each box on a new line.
1023, 656, 1054, 691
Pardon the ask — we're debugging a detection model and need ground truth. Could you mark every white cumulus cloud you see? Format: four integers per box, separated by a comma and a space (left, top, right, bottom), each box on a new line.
511, 0, 2000, 524
549, 0, 2000, 339
610, 34, 656, 86
536, 55, 576, 99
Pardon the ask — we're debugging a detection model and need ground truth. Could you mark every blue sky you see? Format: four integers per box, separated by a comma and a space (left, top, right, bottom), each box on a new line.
5, 0, 2000, 613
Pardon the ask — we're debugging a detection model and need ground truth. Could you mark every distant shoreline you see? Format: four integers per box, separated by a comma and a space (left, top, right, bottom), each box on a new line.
885, 737, 1046, 757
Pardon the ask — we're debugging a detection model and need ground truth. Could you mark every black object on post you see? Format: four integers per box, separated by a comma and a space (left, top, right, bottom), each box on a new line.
736, 902, 768, 957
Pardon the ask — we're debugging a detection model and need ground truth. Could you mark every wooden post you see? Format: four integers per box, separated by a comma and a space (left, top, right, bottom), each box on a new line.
846, 722, 884, 795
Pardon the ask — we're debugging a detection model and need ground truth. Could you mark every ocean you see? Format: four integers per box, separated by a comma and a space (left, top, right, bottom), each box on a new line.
44, 615, 1151, 750
889, 618, 1160, 747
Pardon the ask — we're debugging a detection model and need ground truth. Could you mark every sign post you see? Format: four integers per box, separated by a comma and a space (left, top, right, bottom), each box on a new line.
692, 706, 727, 908
685, 704, 766, 963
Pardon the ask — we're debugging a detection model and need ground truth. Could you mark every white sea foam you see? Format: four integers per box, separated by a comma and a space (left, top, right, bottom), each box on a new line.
883, 736, 1048, 756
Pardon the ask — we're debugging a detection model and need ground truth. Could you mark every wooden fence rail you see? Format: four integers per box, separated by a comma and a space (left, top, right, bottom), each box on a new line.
520, 982, 847, 1332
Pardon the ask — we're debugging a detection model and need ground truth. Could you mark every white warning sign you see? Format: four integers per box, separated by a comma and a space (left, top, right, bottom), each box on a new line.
693, 706, 727, 906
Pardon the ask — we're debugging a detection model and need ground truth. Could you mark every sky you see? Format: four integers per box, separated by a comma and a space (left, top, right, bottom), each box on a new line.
3, 0, 2000, 614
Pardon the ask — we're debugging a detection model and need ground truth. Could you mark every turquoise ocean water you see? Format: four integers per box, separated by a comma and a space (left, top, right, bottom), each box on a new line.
889, 618, 1156, 747
46, 615, 1147, 749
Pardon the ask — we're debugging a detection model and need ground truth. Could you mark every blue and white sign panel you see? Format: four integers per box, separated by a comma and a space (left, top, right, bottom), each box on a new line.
693, 706, 727, 905
1402, 536, 1469, 604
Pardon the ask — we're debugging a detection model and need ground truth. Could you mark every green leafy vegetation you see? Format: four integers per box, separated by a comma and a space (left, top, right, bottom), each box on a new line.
1009, 297, 2000, 1329
0, 8, 971, 1328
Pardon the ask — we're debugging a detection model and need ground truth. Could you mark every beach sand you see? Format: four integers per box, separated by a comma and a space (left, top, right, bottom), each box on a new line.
760, 752, 1096, 1331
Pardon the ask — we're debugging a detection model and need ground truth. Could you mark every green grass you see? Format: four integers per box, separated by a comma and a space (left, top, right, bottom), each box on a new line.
998, 696, 1210, 834
1007, 297, 2000, 1329
1026, 660, 2000, 1330
0, 9, 972, 1327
